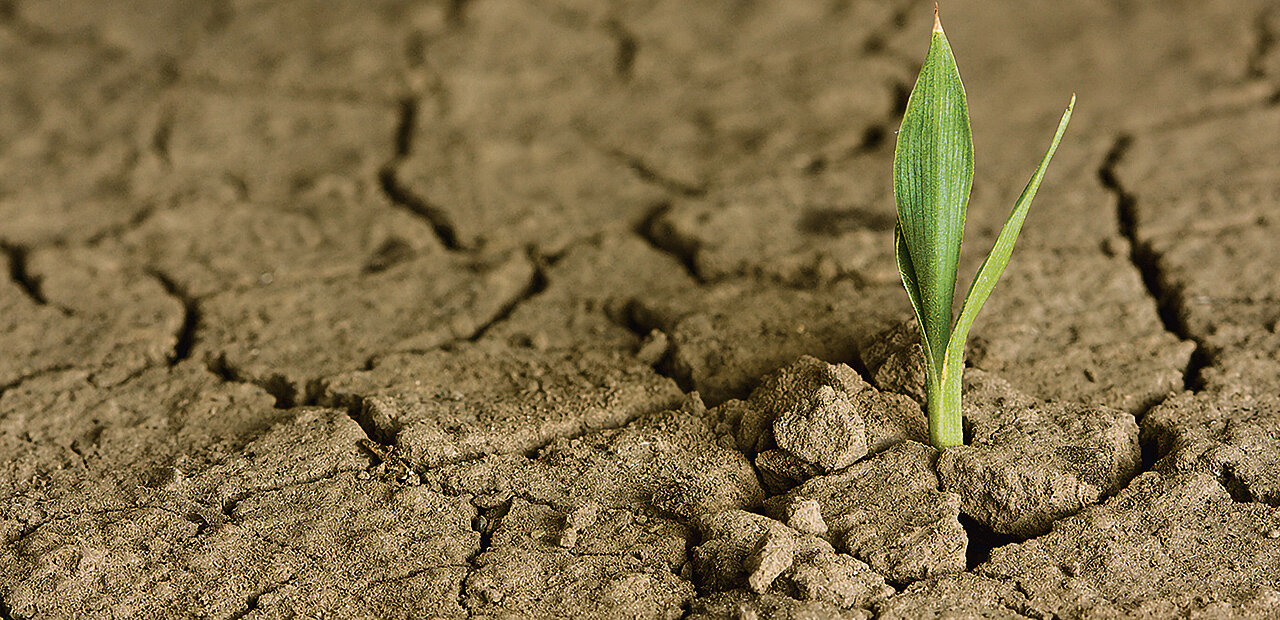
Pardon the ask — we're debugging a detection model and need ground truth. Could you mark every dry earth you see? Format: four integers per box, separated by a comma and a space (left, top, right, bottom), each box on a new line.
2, 0, 1280, 618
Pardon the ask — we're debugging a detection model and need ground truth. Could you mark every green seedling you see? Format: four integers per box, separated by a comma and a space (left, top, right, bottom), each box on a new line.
893, 8, 1074, 449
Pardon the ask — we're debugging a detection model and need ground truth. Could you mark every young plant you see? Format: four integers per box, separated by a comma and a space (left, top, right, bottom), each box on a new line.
893, 8, 1074, 449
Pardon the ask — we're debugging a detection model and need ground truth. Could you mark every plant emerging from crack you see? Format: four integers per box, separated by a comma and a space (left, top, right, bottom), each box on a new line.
893, 7, 1074, 449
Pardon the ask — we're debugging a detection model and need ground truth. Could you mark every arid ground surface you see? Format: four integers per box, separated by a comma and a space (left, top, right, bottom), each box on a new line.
3, 0, 1280, 617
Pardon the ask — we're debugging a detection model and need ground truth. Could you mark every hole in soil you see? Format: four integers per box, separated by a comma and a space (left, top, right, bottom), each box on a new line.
260, 375, 297, 409
1183, 347, 1212, 392
471, 500, 512, 561
959, 514, 1020, 570
852, 124, 888, 155
607, 20, 637, 81
183, 512, 211, 536
3, 243, 49, 306
1139, 434, 1163, 473
890, 81, 912, 116
634, 201, 703, 284
445, 0, 469, 29
1221, 465, 1254, 503
797, 206, 895, 236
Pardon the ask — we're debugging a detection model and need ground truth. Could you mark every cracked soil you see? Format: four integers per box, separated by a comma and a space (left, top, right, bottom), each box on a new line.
3, 0, 1280, 618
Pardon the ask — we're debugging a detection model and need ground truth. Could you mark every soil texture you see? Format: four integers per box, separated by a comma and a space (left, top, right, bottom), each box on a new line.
3, 0, 1280, 617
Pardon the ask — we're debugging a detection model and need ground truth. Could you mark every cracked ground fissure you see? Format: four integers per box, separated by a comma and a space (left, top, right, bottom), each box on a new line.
2, 244, 54, 309
1098, 134, 1210, 392
378, 96, 462, 250
1247, 6, 1277, 80
147, 269, 199, 366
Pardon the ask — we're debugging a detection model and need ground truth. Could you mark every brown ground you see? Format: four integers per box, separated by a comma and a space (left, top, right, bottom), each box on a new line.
2, 0, 1279, 618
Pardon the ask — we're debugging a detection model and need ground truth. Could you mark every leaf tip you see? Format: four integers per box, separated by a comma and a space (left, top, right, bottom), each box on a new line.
1069, 93, 1077, 109
933, 3, 943, 33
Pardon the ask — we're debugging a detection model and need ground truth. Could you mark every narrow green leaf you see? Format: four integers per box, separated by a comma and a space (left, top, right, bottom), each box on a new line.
944, 95, 1075, 370
895, 223, 936, 370
893, 14, 974, 373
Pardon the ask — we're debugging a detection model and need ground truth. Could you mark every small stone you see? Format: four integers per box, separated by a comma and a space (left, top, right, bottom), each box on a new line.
773, 385, 868, 472
745, 528, 797, 594
784, 499, 828, 536
635, 329, 670, 366
1266, 528, 1280, 539
558, 503, 599, 548
765, 441, 966, 584
567, 503, 599, 529
781, 551, 894, 609
755, 449, 821, 495
558, 528, 579, 548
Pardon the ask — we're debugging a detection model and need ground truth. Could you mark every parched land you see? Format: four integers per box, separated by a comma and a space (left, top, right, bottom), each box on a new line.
2, 0, 1279, 617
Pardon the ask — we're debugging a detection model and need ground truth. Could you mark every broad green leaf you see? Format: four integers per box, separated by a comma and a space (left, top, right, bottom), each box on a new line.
944, 95, 1075, 371
893, 14, 973, 373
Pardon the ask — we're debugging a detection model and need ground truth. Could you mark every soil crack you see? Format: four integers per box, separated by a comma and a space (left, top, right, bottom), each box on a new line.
957, 513, 1020, 571
1097, 134, 1208, 391
0, 2, 123, 53
174, 75, 397, 105
1247, 7, 1277, 79
606, 19, 638, 81
465, 250, 549, 343
148, 106, 175, 169
147, 269, 199, 366
226, 581, 285, 620
217, 467, 367, 523
316, 382, 392, 448
608, 148, 707, 198
460, 499, 511, 610
378, 97, 462, 250
1, 244, 69, 314
0, 364, 73, 401
635, 203, 704, 285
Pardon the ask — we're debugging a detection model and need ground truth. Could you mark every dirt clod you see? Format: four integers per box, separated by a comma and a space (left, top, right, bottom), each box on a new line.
693, 510, 891, 610
723, 355, 925, 490
937, 370, 1142, 538
783, 498, 828, 536
766, 441, 967, 584
1142, 389, 1280, 505
745, 527, 796, 593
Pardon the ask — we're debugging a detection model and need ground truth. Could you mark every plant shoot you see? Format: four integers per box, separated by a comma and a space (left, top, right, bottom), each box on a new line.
893, 7, 1075, 449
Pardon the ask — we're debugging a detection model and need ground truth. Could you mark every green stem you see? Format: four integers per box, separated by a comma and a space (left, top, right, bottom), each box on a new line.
926, 357, 964, 449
